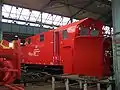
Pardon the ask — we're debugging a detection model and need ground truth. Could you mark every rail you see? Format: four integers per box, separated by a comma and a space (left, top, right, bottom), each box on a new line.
51, 75, 113, 90
23, 71, 114, 90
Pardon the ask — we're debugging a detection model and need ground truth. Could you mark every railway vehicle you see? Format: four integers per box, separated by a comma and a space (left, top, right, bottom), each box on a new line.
0, 40, 24, 90
21, 18, 112, 79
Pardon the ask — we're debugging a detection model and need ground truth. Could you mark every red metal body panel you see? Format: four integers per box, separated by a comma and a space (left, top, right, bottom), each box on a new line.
74, 37, 104, 77
21, 18, 111, 78
22, 31, 54, 65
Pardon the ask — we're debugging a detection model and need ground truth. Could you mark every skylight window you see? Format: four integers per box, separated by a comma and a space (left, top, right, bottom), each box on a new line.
43, 25, 51, 28
10, 13, 16, 19
7, 20, 13, 23
62, 17, 70, 25
54, 15, 61, 22
2, 12, 9, 17
21, 9, 31, 16
2, 5, 12, 13
16, 21, 26, 25
42, 12, 49, 20
73, 19, 79, 22
29, 16, 36, 22
2, 4, 79, 28
31, 10, 40, 18
2, 19, 8, 22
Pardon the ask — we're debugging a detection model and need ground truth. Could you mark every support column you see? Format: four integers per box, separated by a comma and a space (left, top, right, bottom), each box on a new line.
79, 81, 82, 89
65, 79, 69, 90
70, 18, 73, 23
40, 12, 43, 28
83, 81, 87, 90
112, 0, 120, 90
0, 0, 2, 40
52, 77, 55, 90
97, 83, 101, 90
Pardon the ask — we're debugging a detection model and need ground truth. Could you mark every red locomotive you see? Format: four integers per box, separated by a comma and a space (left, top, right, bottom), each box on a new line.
21, 18, 112, 78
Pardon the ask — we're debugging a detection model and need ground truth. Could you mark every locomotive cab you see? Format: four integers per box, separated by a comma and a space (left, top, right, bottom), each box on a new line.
63, 18, 111, 78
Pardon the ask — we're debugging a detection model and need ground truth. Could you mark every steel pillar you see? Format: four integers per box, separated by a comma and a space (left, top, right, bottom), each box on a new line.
97, 83, 101, 90
79, 81, 82, 89
65, 79, 69, 90
83, 81, 87, 90
112, 0, 120, 89
52, 77, 55, 90
40, 12, 43, 27
0, 0, 2, 40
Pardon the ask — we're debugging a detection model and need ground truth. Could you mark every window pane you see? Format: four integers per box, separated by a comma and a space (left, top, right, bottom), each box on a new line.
80, 28, 89, 35
11, 6, 16, 14
31, 10, 40, 18
43, 25, 51, 28
3, 5, 12, 13
10, 13, 16, 19
16, 21, 26, 25
73, 19, 79, 22
29, 16, 36, 22
40, 34, 44, 41
62, 17, 70, 25
45, 20, 52, 24
19, 15, 28, 20
7, 20, 13, 23
2, 12, 9, 17
62, 30, 68, 39
54, 15, 61, 22
2, 19, 8, 22
42, 12, 49, 20
21, 9, 31, 16
90, 30, 99, 36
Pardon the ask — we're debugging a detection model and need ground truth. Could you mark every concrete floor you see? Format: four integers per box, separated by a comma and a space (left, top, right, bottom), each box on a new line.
24, 83, 105, 90
25, 85, 52, 90
25, 82, 52, 90
25, 86, 103, 90
0, 82, 106, 90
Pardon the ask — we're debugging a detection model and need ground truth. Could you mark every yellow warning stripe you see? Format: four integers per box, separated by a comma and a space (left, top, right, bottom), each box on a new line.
0, 40, 11, 49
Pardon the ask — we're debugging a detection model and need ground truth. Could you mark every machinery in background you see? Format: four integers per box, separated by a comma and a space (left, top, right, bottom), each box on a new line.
0, 40, 23, 90
21, 18, 113, 82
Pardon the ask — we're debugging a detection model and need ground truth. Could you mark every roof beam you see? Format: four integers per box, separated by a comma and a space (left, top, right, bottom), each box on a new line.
98, 10, 112, 26
2, 16, 59, 27
70, 0, 95, 18
96, 0, 111, 6
98, 10, 112, 20
58, 1, 103, 16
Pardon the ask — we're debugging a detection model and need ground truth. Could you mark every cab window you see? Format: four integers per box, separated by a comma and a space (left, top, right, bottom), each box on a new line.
62, 30, 68, 39
40, 34, 44, 41
80, 28, 89, 36
90, 29, 99, 36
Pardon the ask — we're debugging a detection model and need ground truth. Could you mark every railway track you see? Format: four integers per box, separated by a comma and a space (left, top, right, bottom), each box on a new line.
22, 71, 114, 90
0, 84, 24, 90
